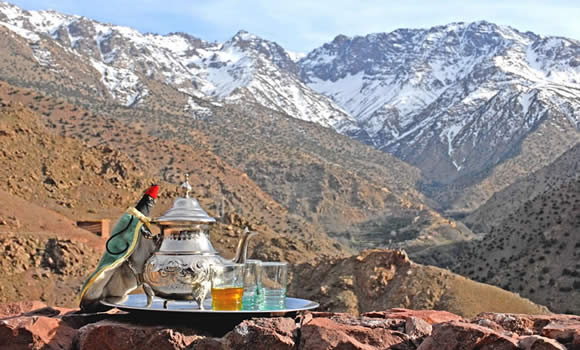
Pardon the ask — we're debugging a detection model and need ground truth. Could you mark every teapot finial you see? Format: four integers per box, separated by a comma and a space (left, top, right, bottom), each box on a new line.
180, 174, 192, 198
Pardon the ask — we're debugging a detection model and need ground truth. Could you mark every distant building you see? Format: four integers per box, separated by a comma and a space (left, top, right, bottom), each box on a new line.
77, 219, 110, 239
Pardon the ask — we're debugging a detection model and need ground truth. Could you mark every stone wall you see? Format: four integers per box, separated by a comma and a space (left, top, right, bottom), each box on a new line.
0, 302, 579, 349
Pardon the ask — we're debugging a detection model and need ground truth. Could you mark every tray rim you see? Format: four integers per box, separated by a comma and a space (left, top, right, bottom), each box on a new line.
100, 294, 319, 314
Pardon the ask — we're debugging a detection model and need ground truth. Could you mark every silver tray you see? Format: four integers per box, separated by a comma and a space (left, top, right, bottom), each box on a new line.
101, 294, 319, 316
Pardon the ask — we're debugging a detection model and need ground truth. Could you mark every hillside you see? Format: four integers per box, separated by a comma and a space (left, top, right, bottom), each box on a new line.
412, 145, 580, 282
0, 96, 350, 264
289, 249, 548, 318
0, 186, 106, 307
0, 67, 532, 319
465, 143, 580, 233
0, 96, 358, 307
453, 168, 580, 314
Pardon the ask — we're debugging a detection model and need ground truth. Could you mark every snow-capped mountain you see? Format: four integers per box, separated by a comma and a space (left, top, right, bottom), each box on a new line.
0, 1, 578, 205
300, 21, 580, 181
0, 2, 362, 134
199, 31, 362, 134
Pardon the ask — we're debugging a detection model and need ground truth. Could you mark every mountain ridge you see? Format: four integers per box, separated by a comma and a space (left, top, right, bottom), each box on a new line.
412, 144, 580, 314
0, 2, 365, 136
0, 1, 577, 244
301, 21, 579, 196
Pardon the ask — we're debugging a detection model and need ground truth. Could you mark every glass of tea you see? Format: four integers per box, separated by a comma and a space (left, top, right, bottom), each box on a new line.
210, 263, 245, 311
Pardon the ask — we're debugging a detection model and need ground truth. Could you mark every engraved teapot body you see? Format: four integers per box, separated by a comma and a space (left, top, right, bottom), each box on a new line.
142, 176, 254, 309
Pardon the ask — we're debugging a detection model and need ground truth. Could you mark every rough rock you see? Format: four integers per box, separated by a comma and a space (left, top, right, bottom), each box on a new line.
363, 308, 463, 324
406, 316, 433, 343
224, 317, 297, 349
1, 302, 580, 350
519, 335, 567, 350
541, 320, 580, 349
477, 312, 580, 336
477, 312, 549, 335
299, 316, 409, 350
0, 315, 76, 350
330, 312, 407, 330
417, 320, 519, 350
473, 318, 515, 336
189, 337, 229, 349
0, 300, 47, 318
75, 321, 201, 350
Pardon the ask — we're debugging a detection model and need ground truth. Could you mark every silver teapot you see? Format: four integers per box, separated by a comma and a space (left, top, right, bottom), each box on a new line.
142, 175, 255, 309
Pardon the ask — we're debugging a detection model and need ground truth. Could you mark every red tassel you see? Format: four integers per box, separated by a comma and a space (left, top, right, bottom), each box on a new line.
144, 184, 159, 199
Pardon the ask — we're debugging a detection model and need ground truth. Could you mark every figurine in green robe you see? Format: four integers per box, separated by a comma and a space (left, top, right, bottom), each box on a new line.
79, 185, 159, 310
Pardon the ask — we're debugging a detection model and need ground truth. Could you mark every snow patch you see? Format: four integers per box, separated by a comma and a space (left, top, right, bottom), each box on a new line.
27, 10, 72, 34
462, 87, 498, 105
235, 31, 257, 41
146, 34, 192, 56
90, 59, 147, 106
0, 21, 40, 41
184, 96, 212, 119
519, 90, 535, 116
287, 50, 306, 62
30, 44, 56, 68
443, 123, 464, 171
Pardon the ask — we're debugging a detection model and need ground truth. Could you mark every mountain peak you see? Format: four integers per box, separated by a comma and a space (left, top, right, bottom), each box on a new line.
331, 34, 351, 44
232, 29, 260, 41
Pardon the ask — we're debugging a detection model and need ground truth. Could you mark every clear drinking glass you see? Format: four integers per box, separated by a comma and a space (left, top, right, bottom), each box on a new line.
242, 259, 261, 310
210, 263, 245, 310
258, 262, 288, 310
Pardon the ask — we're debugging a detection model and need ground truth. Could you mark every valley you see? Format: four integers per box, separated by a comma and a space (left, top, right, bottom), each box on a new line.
0, 1, 578, 316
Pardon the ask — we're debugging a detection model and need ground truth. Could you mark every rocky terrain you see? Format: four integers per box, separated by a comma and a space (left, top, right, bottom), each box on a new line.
290, 250, 547, 318
413, 143, 579, 258
0, 188, 104, 307
0, 100, 547, 316
1, 301, 579, 350
0, 101, 551, 314
0, 94, 359, 308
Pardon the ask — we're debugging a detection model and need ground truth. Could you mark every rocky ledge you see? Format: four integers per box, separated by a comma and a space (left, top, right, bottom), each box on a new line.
1, 302, 579, 350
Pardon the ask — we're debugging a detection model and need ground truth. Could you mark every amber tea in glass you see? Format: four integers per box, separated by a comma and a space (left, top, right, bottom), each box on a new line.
210, 264, 244, 310
211, 286, 244, 310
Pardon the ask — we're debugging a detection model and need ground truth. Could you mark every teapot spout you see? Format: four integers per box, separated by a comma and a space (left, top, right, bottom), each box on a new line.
231, 227, 257, 264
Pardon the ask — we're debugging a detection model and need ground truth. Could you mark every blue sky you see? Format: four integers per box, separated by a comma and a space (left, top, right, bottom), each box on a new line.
7, 0, 580, 52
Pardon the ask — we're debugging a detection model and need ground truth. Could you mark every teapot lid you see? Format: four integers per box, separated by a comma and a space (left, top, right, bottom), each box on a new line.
156, 174, 216, 224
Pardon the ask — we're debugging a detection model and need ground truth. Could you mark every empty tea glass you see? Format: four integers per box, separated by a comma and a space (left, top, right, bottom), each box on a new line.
242, 259, 261, 310
210, 263, 245, 310
258, 262, 288, 310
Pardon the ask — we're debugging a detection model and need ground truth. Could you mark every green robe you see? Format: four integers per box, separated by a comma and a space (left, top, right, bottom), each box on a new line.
79, 207, 150, 307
